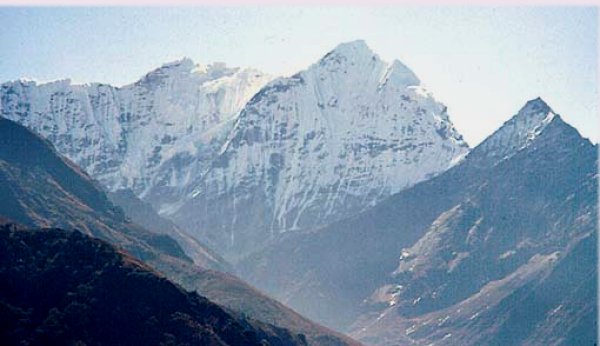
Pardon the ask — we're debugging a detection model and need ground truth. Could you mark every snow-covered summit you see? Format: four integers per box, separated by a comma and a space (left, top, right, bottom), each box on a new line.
158, 57, 197, 71
171, 40, 469, 259
468, 97, 558, 165
0, 58, 273, 213
318, 40, 376, 68
328, 39, 372, 55
133, 58, 248, 89
315, 40, 420, 91
386, 59, 421, 88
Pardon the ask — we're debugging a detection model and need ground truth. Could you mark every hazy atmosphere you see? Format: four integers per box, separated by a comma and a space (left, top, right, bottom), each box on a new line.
0, 6, 597, 346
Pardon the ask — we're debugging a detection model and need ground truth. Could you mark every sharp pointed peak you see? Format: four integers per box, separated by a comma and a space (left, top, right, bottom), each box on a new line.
510, 97, 561, 132
518, 97, 553, 116
386, 59, 420, 86
323, 39, 376, 60
390, 59, 411, 69
467, 97, 571, 166
334, 39, 371, 51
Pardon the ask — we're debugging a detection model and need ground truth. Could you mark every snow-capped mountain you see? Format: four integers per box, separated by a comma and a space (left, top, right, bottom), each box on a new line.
236, 98, 597, 345
170, 40, 469, 259
1, 41, 468, 261
0, 59, 272, 213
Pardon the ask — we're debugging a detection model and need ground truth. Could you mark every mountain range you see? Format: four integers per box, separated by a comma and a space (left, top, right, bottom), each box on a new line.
2, 40, 468, 260
1, 59, 272, 222
0, 40, 596, 346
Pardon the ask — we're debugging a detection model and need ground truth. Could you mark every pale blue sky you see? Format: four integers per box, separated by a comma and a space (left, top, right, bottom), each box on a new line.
0, 6, 597, 145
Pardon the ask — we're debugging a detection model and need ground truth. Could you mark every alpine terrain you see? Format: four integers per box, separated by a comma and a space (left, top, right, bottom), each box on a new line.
237, 98, 598, 345
171, 40, 469, 259
0, 117, 362, 346
0, 37, 596, 346
0, 58, 272, 218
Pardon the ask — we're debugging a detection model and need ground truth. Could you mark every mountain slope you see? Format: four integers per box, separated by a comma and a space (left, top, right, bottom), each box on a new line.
0, 117, 362, 346
108, 188, 231, 271
0, 59, 272, 217
0, 225, 306, 346
350, 102, 597, 345
172, 40, 468, 259
237, 98, 598, 345
0, 117, 191, 263
353, 232, 596, 346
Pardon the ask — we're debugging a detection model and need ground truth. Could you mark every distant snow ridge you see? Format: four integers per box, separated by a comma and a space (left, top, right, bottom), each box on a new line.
0, 41, 470, 260
0, 59, 273, 211
172, 40, 470, 259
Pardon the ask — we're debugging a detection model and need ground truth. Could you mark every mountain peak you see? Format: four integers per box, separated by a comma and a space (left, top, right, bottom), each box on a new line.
155, 57, 196, 74
518, 97, 552, 116
512, 97, 556, 129
468, 98, 563, 165
180, 39, 469, 259
385, 59, 420, 87
332, 39, 372, 54
319, 40, 377, 65
135, 58, 243, 89
136, 58, 196, 87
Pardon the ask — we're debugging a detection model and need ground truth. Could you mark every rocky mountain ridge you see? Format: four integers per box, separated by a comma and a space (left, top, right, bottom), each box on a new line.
1, 58, 272, 216
236, 98, 598, 346
171, 40, 469, 259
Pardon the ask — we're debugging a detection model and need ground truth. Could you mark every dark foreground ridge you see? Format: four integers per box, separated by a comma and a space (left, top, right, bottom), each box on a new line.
0, 224, 307, 346
0, 117, 362, 346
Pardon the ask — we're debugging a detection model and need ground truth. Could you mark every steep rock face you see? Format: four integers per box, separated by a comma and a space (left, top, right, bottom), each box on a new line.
237, 99, 598, 344
0, 59, 272, 214
108, 188, 231, 271
172, 40, 468, 259
0, 116, 201, 266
